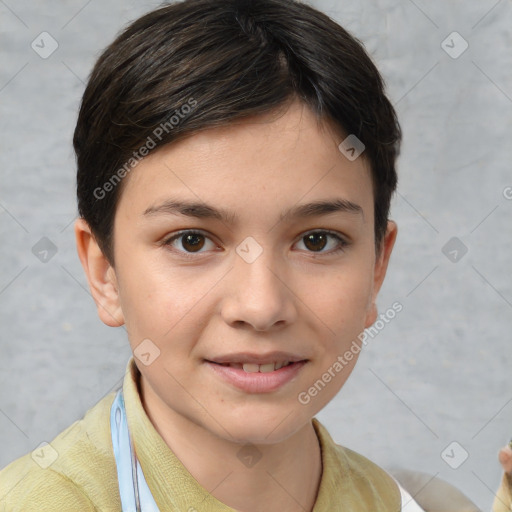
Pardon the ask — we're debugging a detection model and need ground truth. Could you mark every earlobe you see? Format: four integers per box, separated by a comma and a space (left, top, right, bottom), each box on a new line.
364, 302, 378, 329
364, 221, 398, 328
74, 218, 125, 327
374, 221, 398, 294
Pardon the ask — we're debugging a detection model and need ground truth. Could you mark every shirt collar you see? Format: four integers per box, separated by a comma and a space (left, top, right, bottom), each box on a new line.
122, 357, 399, 511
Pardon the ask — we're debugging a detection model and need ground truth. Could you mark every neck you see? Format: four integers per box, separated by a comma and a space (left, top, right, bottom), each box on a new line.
139, 375, 323, 512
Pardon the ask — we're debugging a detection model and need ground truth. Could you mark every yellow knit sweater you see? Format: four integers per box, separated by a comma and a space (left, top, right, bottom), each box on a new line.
0, 359, 508, 511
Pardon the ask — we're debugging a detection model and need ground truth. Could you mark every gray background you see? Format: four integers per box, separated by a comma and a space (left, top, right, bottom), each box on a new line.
1, 0, 511, 510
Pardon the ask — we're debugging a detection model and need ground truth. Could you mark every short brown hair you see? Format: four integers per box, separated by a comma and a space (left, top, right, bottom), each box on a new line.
74, 0, 401, 265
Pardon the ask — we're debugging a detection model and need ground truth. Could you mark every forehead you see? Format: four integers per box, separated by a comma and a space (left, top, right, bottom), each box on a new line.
116, 100, 374, 223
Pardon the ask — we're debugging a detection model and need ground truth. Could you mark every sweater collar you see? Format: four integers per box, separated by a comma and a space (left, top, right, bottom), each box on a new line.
122, 357, 400, 511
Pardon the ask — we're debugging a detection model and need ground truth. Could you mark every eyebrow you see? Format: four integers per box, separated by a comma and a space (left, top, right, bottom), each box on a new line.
143, 197, 363, 224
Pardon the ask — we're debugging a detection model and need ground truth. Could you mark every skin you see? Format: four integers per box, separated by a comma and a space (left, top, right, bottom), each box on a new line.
499, 445, 512, 475
75, 99, 397, 512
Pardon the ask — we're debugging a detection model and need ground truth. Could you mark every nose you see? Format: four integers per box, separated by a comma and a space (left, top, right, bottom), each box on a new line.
220, 245, 298, 332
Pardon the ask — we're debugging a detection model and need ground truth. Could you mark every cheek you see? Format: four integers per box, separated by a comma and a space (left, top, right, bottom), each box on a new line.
314, 267, 374, 329
116, 257, 211, 337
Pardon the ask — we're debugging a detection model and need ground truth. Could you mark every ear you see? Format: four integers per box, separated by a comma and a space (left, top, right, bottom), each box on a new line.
364, 220, 398, 328
74, 218, 125, 327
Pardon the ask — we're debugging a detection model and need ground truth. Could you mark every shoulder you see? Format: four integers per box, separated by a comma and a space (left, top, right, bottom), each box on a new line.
334, 444, 407, 510
337, 443, 399, 492
0, 467, 97, 512
312, 418, 401, 510
0, 392, 119, 512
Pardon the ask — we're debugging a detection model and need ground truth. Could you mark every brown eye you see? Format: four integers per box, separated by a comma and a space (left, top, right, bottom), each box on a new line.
164, 230, 216, 256
303, 233, 328, 252
181, 233, 205, 252
296, 231, 348, 255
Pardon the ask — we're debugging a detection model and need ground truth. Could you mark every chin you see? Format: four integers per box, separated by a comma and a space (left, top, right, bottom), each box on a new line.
214, 408, 311, 446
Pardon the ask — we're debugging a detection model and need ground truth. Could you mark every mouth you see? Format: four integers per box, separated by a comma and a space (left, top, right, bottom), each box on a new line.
206, 360, 304, 372
204, 357, 309, 393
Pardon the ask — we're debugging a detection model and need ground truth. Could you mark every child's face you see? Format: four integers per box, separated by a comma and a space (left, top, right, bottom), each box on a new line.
80, 100, 396, 444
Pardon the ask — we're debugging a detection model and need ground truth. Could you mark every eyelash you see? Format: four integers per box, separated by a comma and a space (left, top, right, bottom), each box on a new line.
162, 229, 349, 259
